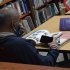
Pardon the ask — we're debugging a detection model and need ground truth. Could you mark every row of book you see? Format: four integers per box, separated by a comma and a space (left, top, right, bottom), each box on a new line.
34, 3, 59, 26
4, 0, 29, 15
29, 0, 52, 9
20, 16, 35, 34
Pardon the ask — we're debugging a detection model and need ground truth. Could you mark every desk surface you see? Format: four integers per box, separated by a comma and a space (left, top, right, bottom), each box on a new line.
0, 62, 69, 70
65, 11, 70, 14
24, 15, 70, 51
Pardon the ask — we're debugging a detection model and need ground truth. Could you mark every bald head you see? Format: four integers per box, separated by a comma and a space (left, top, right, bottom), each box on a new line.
0, 7, 20, 32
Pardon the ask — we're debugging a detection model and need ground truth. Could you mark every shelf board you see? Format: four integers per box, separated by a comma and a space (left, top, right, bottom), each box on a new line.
20, 11, 31, 19
0, 0, 12, 6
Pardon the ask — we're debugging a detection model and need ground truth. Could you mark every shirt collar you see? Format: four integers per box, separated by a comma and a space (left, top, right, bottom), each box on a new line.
0, 32, 15, 37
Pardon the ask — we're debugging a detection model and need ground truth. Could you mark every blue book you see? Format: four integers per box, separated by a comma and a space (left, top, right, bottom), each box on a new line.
23, 0, 29, 13
60, 18, 70, 31
19, 0, 26, 13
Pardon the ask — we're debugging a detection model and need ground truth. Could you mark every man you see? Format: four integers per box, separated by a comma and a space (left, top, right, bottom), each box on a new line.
0, 7, 59, 66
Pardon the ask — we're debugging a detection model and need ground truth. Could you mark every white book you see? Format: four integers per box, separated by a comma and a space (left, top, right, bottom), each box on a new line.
13, 1, 22, 15
22, 20, 31, 33
25, 30, 62, 45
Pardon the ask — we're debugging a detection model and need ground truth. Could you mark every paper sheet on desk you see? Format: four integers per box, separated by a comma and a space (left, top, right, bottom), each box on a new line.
56, 33, 70, 45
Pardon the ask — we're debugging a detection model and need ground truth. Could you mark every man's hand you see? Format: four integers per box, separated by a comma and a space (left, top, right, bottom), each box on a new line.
49, 37, 59, 49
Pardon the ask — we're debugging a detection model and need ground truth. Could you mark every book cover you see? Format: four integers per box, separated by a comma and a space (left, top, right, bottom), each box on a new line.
60, 18, 70, 31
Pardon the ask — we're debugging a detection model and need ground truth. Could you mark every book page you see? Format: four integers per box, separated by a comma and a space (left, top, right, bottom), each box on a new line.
26, 30, 50, 44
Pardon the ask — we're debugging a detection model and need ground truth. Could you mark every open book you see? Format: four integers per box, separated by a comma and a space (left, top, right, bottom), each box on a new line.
26, 30, 63, 45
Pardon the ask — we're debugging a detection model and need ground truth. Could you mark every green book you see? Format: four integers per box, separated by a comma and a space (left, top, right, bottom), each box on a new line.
50, 3, 56, 16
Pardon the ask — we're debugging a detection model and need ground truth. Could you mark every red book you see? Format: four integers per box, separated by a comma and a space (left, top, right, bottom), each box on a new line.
63, 0, 70, 11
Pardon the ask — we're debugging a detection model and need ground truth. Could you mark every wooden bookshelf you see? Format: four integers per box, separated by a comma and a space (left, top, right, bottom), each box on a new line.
20, 11, 31, 19
0, 0, 12, 6
0, 0, 31, 19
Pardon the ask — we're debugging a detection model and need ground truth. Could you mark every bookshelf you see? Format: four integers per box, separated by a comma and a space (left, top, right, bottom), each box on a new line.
0, 0, 12, 6
0, 0, 32, 19
0, 0, 35, 34
0, 0, 67, 35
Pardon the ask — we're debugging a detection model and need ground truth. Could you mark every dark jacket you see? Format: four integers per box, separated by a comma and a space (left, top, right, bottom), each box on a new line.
0, 35, 59, 66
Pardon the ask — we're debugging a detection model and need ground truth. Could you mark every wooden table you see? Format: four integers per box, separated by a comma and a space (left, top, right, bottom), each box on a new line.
23, 15, 70, 61
24, 15, 70, 52
0, 62, 70, 70
65, 10, 70, 15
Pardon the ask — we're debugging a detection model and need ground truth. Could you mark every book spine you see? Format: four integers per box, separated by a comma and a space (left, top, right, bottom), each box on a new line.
46, 5, 52, 19
13, 1, 22, 15
25, 16, 35, 30
18, 0, 26, 14
23, 0, 29, 13
34, 10, 41, 26
50, 3, 56, 16
22, 19, 31, 33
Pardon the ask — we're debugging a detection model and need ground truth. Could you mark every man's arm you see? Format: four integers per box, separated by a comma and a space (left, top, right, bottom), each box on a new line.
13, 38, 59, 66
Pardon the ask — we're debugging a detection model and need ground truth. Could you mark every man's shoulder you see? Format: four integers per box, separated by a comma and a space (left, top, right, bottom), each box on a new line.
8, 36, 27, 45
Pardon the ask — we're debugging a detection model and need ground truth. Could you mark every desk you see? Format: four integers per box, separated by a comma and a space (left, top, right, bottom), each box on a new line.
65, 10, 70, 15
23, 15, 70, 60
24, 15, 70, 52
0, 62, 70, 70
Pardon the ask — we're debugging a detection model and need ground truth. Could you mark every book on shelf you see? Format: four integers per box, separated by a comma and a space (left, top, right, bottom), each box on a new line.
38, 8, 46, 24
4, 0, 30, 16
25, 16, 35, 30
25, 30, 63, 45
33, 0, 44, 9
18, 0, 26, 14
34, 10, 41, 26
50, 3, 56, 16
22, 19, 31, 33
21, 16, 35, 33
60, 18, 70, 31
53, 3, 59, 14
45, 5, 52, 19
13, 1, 22, 15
